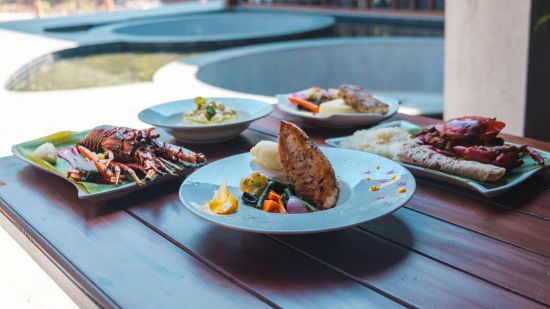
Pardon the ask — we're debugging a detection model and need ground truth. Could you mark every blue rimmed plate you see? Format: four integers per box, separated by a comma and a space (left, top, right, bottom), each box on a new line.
276, 93, 399, 128
179, 147, 415, 234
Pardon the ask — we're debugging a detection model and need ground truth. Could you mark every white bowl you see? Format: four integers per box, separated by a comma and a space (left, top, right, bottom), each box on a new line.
138, 97, 273, 143
276, 93, 399, 128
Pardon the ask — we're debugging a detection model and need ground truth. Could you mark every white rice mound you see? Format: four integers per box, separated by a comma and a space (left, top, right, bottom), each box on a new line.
340, 127, 412, 159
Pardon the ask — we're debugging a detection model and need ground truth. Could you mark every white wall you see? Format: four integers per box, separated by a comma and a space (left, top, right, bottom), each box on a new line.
444, 0, 532, 135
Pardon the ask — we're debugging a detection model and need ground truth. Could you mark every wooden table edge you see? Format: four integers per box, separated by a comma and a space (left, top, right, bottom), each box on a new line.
0, 195, 117, 309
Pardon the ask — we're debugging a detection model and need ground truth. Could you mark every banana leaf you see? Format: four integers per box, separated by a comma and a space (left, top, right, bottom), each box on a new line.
12, 129, 193, 200
326, 120, 550, 197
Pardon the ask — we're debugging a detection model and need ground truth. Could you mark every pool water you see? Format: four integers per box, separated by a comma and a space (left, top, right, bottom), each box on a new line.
8, 18, 442, 92
11, 52, 200, 91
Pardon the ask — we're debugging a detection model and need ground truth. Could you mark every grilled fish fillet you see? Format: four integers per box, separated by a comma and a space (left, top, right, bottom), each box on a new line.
278, 121, 339, 210
338, 84, 389, 114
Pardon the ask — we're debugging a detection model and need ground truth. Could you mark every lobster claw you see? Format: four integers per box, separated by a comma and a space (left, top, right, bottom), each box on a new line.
523, 145, 545, 165
437, 116, 505, 140
452, 146, 496, 165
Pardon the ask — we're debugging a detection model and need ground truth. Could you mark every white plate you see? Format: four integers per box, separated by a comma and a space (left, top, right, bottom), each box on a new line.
179, 147, 416, 234
276, 93, 399, 128
138, 97, 273, 143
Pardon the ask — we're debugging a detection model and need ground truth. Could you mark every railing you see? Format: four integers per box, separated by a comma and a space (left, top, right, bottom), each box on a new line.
20, 0, 184, 18
232, 0, 444, 15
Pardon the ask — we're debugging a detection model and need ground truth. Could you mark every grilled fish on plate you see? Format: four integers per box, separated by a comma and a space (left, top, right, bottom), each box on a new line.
278, 121, 339, 209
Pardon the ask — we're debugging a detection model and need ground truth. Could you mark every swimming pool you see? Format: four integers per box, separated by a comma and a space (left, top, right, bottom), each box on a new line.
5, 11, 443, 92
9, 51, 199, 91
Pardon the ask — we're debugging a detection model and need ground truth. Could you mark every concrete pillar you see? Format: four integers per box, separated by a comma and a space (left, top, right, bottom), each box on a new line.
445, 0, 550, 142
444, 0, 531, 136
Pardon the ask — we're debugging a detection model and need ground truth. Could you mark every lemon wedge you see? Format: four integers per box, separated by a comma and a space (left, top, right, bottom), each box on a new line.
207, 179, 238, 215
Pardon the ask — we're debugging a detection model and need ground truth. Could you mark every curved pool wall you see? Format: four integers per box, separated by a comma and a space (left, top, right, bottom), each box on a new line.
85, 12, 335, 47
5, 11, 335, 92
182, 37, 444, 115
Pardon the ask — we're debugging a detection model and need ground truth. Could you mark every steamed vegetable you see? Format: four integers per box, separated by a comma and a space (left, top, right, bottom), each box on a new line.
286, 196, 308, 214
288, 96, 320, 113
32, 143, 58, 164
256, 180, 276, 209
262, 200, 287, 213
241, 175, 317, 214
239, 171, 268, 197
184, 97, 237, 124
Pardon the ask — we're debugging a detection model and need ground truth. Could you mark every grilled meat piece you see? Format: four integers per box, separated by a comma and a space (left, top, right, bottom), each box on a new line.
338, 84, 389, 114
278, 121, 339, 210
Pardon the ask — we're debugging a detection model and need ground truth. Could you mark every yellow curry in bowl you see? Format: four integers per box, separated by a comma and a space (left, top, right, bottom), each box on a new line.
183, 97, 237, 125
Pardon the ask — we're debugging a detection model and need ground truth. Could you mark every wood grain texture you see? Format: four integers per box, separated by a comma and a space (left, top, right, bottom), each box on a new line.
360, 208, 550, 305
273, 229, 544, 308
246, 112, 550, 304
131, 128, 547, 308
126, 192, 403, 308
1, 112, 550, 308
246, 116, 550, 259
0, 157, 270, 308
124, 141, 404, 308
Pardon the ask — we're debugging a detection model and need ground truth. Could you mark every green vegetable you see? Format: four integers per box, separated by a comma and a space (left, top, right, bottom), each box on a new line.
194, 96, 206, 108
282, 187, 292, 206
282, 187, 317, 212
206, 104, 216, 120
268, 178, 291, 192
302, 200, 318, 212
256, 180, 276, 209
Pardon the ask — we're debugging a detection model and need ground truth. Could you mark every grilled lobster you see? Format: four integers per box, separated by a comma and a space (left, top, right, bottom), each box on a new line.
70, 126, 205, 186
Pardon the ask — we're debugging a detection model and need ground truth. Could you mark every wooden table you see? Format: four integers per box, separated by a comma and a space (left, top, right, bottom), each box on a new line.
1, 110, 549, 308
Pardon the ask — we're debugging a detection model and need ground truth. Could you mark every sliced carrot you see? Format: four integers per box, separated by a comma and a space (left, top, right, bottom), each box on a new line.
262, 200, 287, 214
262, 200, 281, 213
288, 96, 320, 113
267, 190, 282, 202
278, 203, 288, 214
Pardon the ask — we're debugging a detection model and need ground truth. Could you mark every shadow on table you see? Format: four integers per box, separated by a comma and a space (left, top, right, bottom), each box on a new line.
271, 214, 413, 278
17, 166, 145, 223
190, 213, 414, 291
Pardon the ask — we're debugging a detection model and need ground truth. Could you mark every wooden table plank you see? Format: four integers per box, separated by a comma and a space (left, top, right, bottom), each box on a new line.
0, 157, 271, 308
360, 208, 550, 305
123, 137, 404, 308
406, 184, 550, 257
273, 229, 544, 308
125, 191, 404, 308
128, 129, 545, 308
2, 112, 549, 307
243, 114, 550, 304
248, 114, 550, 256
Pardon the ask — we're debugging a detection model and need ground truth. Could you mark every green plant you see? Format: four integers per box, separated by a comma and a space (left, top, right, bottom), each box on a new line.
534, 12, 550, 32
